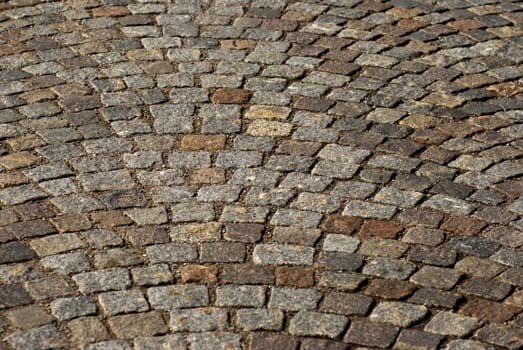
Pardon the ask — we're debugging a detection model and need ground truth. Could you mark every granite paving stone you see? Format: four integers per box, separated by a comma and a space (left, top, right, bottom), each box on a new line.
425, 311, 482, 338
1, 0, 522, 348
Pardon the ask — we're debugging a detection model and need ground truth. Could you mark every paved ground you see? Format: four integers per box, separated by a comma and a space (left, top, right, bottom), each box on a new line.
0, 0, 522, 349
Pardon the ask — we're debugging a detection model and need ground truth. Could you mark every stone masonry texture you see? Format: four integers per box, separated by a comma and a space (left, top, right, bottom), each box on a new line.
0, 0, 522, 349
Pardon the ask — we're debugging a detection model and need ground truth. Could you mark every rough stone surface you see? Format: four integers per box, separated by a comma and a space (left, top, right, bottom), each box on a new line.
424, 312, 481, 337
1, 1, 521, 348
289, 311, 348, 339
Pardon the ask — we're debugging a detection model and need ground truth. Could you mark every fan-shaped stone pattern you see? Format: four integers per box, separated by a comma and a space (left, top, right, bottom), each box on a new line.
0, 0, 522, 349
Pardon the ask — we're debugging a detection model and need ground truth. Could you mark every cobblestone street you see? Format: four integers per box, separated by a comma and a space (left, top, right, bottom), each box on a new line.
1, 0, 523, 349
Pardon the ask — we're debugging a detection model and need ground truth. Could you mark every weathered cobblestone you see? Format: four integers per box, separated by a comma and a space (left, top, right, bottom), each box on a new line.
269, 287, 322, 311
370, 301, 428, 327
170, 308, 228, 332
2, 1, 522, 348
148, 285, 209, 310
424, 311, 481, 337
236, 308, 283, 331
289, 311, 348, 339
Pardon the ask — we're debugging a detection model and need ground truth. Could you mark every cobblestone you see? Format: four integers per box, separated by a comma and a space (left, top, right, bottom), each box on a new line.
369, 301, 428, 328
269, 287, 322, 311
1, 1, 522, 348
424, 311, 481, 337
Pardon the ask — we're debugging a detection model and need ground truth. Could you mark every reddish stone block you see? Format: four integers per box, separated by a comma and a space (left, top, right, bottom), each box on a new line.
358, 220, 403, 239
275, 267, 314, 288
322, 214, 363, 235
440, 216, 487, 236
364, 279, 416, 300
211, 88, 251, 104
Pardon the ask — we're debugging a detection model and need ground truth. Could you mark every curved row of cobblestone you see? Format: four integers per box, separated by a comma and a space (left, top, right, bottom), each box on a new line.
0, 0, 522, 349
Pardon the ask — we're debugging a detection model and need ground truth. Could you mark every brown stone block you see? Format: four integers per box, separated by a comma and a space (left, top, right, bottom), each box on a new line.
181, 134, 226, 151
189, 168, 225, 184
293, 96, 335, 112
0, 152, 40, 170
276, 140, 322, 156
322, 214, 363, 235
275, 267, 314, 288
108, 311, 167, 339
92, 6, 130, 17
460, 299, 521, 323
364, 279, 416, 300
91, 210, 133, 228
224, 223, 263, 243
51, 214, 92, 233
180, 265, 219, 284
357, 220, 403, 239
221, 264, 274, 285
440, 216, 487, 236
211, 88, 251, 104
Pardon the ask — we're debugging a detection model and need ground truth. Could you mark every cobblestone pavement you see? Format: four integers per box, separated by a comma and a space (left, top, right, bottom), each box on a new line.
0, 0, 522, 349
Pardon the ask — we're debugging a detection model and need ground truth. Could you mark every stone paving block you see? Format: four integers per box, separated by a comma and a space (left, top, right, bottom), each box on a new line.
30, 233, 86, 257
394, 329, 443, 350
67, 317, 110, 344
3, 1, 523, 348
320, 292, 373, 316
73, 268, 130, 294
458, 277, 512, 301
236, 308, 283, 331
421, 194, 476, 215
98, 290, 149, 316
148, 285, 209, 310
474, 324, 523, 350
250, 332, 298, 350
253, 244, 315, 266
220, 205, 269, 223
343, 200, 397, 220
187, 332, 241, 350
345, 321, 399, 348
460, 299, 521, 323
363, 257, 417, 280
275, 266, 314, 288
133, 335, 186, 350
364, 279, 416, 300
410, 266, 463, 290
447, 236, 500, 258
5, 304, 54, 329
132, 264, 174, 286
408, 245, 457, 267
270, 208, 322, 228
51, 295, 97, 322
289, 311, 348, 339
424, 311, 481, 337
146, 243, 197, 264
170, 308, 228, 332
269, 287, 322, 311
124, 207, 168, 225
216, 285, 265, 307
358, 239, 408, 258
443, 340, 495, 350
108, 311, 168, 339
370, 301, 428, 328
25, 276, 74, 300
5, 325, 62, 350
323, 234, 360, 253
0, 241, 36, 264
